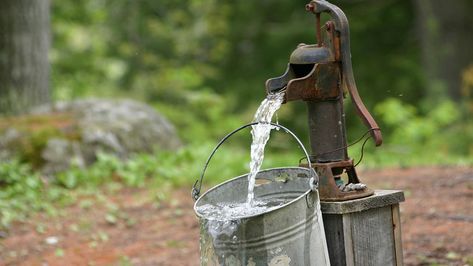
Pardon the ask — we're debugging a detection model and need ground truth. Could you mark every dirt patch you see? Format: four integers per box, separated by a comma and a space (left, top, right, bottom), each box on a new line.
1, 166, 472, 265
362, 166, 473, 266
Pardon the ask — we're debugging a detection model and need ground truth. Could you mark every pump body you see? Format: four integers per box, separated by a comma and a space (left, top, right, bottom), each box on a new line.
266, 0, 382, 201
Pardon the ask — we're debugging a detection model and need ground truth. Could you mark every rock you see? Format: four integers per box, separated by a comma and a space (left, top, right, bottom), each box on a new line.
44, 236, 59, 245
35, 99, 181, 152
0, 128, 21, 160
41, 138, 84, 175
0, 99, 181, 176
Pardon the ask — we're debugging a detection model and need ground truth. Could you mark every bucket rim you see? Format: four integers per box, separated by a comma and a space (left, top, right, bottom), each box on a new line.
193, 166, 313, 220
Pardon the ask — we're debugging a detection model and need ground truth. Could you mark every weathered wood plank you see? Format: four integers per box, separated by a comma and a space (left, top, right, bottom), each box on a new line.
352, 206, 395, 265
321, 190, 405, 214
342, 214, 355, 266
321, 190, 404, 266
392, 204, 404, 266
322, 214, 346, 266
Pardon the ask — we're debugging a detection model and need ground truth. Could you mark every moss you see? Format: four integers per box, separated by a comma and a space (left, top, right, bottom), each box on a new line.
0, 113, 81, 168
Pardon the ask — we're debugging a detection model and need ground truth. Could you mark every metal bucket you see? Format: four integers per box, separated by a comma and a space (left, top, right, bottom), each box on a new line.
192, 123, 330, 266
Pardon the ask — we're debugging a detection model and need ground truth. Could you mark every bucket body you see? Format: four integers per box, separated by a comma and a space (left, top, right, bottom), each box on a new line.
194, 167, 330, 266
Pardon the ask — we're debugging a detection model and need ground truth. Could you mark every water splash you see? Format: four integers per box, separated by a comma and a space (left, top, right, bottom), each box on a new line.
196, 199, 287, 220
247, 91, 285, 205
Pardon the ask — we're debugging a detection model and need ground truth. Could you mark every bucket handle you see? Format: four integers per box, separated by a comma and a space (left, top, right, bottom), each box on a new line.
192, 122, 318, 201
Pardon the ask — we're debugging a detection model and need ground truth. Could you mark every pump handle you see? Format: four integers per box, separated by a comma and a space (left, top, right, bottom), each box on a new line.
306, 0, 382, 146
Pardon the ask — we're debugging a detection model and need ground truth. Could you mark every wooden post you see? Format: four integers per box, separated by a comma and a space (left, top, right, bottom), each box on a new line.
320, 190, 405, 266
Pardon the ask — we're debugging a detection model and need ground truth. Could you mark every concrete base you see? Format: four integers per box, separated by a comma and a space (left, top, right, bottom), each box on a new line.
320, 190, 405, 266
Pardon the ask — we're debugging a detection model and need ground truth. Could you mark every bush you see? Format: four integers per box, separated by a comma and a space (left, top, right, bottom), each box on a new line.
351, 98, 473, 167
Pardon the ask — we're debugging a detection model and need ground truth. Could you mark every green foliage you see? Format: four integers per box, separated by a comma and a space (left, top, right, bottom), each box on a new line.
0, 161, 66, 228
0, 134, 301, 229
48, 0, 472, 167
153, 90, 244, 143
349, 98, 473, 167
55, 140, 297, 190
51, 0, 231, 102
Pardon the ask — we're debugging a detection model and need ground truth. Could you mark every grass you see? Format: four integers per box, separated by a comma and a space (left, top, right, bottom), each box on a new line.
0, 138, 302, 229
0, 109, 472, 229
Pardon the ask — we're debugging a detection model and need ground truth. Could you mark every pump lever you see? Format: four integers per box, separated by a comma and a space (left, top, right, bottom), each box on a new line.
306, 0, 382, 146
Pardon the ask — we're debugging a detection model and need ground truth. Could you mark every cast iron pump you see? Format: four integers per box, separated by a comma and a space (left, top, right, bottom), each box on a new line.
266, 0, 382, 201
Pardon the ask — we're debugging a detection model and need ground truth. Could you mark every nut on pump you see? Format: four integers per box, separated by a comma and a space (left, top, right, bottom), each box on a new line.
266, 0, 382, 201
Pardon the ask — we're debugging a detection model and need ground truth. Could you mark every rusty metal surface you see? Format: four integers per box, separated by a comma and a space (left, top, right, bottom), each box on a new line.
306, 0, 383, 146
316, 13, 322, 47
300, 159, 374, 201
307, 99, 347, 162
286, 63, 340, 102
289, 45, 332, 65
265, 64, 292, 95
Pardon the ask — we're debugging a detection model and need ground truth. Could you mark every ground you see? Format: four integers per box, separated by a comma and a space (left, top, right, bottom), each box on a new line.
0, 166, 472, 266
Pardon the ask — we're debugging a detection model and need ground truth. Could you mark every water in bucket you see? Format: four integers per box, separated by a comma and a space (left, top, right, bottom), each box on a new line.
194, 91, 330, 266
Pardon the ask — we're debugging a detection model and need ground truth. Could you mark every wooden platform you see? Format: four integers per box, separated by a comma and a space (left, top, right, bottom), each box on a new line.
320, 190, 405, 266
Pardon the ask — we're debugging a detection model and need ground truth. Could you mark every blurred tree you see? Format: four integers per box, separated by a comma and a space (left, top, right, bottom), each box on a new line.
0, 0, 51, 114
51, 0, 231, 103
414, 0, 473, 102
48, 0, 471, 150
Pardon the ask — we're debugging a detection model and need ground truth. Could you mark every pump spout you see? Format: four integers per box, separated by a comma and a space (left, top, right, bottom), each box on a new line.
265, 64, 292, 95
265, 44, 333, 97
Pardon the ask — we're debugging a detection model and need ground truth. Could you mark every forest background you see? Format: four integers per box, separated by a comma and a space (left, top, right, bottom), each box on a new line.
48, 0, 473, 165
0, 0, 472, 229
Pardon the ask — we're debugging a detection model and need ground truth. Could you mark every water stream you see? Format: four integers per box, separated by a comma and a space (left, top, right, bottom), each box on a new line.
247, 91, 285, 205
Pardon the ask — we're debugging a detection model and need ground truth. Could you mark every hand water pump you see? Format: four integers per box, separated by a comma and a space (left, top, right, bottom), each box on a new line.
193, 2, 404, 265
266, 0, 382, 201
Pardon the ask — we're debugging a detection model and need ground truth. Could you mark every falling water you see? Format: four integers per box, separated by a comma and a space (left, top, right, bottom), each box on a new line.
247, 91, 285, 205
196, 91, 286, 261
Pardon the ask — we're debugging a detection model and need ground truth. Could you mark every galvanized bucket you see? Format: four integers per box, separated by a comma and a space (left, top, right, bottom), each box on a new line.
192, 122, 330, 266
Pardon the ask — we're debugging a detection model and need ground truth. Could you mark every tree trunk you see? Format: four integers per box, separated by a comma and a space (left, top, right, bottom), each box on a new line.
0, 0, 50, 114
414, 0, 473, 102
